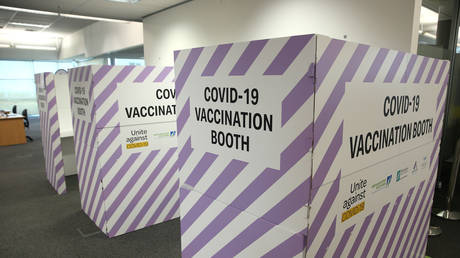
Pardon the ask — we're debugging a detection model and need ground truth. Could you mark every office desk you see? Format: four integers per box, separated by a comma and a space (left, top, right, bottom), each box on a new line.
0, 114, 26, 146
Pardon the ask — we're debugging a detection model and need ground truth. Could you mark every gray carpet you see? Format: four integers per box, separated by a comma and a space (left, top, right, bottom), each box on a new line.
0, 117, 181, 258
1, 117, 460, 257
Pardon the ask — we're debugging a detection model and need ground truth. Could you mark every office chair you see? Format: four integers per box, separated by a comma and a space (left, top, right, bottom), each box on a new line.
22, 109, 33, 142
12, 105, 17, 114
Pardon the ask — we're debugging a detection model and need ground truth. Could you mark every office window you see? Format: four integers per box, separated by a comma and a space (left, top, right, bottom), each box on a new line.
0, 60, 75, 115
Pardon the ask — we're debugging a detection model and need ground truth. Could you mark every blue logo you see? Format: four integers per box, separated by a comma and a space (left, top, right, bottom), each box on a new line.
170, 131, 176, 136
386, 175, 392, 186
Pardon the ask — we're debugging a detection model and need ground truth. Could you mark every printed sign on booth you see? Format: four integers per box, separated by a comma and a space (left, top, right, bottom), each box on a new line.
71, 81, 91, 121
36, 78, 47, 111
340, 83, 437, 177
117, 81, 178, 153
187, 75, 309, 170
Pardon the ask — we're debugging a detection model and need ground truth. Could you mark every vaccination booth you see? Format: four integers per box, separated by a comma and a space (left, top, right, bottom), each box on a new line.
69, 65, 178, 237
35, 70, 77, 195
174, 34, 448, 257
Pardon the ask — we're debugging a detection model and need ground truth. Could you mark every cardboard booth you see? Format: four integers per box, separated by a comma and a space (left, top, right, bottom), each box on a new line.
35, 72, 67, 194
69, 65, 178, 237
174, 34, 448, 257
35, 70, 77, 195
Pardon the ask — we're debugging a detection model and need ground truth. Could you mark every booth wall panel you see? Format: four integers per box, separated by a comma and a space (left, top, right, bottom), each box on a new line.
69, 65, 178, 237
35, 73, 66, 194
175, 34, 449, 257
175, 34, 316, 257
304, 36, 449, 258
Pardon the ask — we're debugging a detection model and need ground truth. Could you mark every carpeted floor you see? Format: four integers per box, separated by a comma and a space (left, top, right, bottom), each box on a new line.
1, 117, 460, 258
0, 117, 181, 258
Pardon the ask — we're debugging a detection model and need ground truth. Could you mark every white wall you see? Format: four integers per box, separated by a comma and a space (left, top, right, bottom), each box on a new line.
143, 0, 422, 66
60, 21, 143, 59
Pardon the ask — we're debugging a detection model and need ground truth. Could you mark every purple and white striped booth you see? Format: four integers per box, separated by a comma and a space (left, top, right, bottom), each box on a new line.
35, 72, 67, 195
174, 34, 448, 257
69, 65, 178, 237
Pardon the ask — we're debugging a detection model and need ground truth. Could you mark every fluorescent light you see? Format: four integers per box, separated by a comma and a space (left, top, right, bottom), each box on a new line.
0, 5, 58, 16
60, 13, 130, 23
15, 45, 57, 51
9, 22, 49, 28
0, 43, 10, 48
0, 5, 132, 23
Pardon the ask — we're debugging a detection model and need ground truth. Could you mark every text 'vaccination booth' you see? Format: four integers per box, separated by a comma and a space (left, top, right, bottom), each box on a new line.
35, 72, 67, 195
69, 65, 178, 237
174, 34, 448, 257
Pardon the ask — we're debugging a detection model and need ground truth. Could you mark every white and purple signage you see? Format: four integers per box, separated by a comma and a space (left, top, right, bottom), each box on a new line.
69, 65, 179, 237
174, 34, 448, 257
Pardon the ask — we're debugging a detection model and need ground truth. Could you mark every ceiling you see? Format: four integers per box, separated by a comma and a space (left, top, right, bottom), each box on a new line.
0, 0, 189, 50
0, 0, 188, 21
0, 8, 95, 35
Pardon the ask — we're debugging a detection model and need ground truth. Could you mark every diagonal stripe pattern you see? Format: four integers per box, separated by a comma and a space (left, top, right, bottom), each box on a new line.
35, 73, 66, 194
174, 34, 449, 257
69, 65, 180, 237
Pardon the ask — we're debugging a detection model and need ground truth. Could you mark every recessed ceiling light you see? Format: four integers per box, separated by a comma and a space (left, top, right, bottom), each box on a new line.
105, 0, 141, 3
15, 45, 57, 51
9, 22, 50, 28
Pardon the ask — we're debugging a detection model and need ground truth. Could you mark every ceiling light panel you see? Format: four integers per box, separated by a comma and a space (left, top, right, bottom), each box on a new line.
0, 5, 58, 16
9, 22, 49, 28
60, 13, 131, 23
0, 5, 133, 23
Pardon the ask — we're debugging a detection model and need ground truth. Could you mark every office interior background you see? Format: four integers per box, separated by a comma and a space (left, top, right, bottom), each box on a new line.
1, 0, 460, 257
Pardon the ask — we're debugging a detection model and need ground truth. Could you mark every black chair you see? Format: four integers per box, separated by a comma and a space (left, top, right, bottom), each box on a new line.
12, 105, 17, 114
22, 109, 33, 142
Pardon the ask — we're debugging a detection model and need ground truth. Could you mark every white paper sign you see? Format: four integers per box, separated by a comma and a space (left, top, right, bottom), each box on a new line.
117, 82, 177, 127
116, 81, 178, 153
37, 77, 47, 111
187, 76, 293, 170
341, 83, 438, 176
71, 81, 91, 121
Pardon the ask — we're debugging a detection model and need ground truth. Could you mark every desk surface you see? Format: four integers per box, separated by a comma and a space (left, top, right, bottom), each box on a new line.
0, 114, 24, 120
